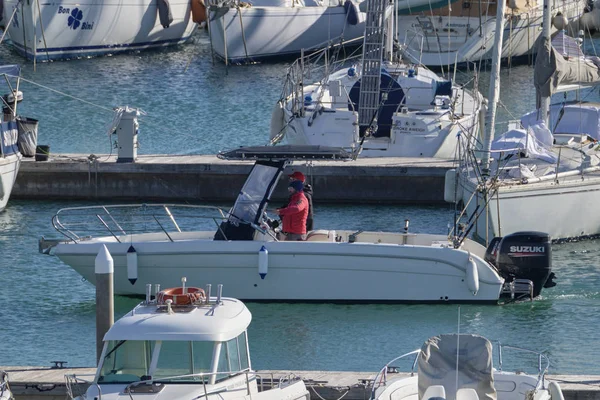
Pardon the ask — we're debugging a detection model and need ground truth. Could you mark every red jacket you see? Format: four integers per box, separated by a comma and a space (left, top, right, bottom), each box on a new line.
279, 192, 309, 235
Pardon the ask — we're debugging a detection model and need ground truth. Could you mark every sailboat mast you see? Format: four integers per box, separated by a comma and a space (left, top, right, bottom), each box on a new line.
480, 0, 507, 175
539, 0, 552, 127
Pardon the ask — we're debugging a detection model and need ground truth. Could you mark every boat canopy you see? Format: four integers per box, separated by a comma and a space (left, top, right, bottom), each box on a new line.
418, 334, 496, 400
104, 297, 252, 342
534, 32, 600, 102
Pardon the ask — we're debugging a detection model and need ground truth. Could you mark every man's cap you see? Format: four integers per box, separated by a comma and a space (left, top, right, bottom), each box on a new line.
288, 171, 305, 181
288, 180, 304, 192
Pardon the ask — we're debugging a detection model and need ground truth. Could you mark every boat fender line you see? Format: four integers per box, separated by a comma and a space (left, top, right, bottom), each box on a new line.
191, 0, 207, 23
157, 287, 206, 305
548, 381, 564, 400
259, 245, 268, 279
343, 0, 359, 25
466, 255, 479, 295
126, 245, 138, 285
270, 101, 286, 141
157, 0, 174, 28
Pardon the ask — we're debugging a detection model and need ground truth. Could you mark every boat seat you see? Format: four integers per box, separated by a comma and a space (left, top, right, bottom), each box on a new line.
456, 388, 479, 400
305, 230, 336, 242
422, 385, 446, 400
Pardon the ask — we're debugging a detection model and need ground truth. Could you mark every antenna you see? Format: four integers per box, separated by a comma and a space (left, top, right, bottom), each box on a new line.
455, 306, 461, 399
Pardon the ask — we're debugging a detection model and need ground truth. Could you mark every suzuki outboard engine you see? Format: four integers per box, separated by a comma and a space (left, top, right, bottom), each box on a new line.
484, 231, 556, 298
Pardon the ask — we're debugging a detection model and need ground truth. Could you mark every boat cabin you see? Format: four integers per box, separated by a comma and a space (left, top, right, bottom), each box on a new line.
93, 287, 252, 391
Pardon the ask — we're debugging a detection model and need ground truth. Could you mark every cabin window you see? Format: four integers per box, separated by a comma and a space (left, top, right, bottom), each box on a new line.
98, 340, 154, 383
238, 332, 250, 370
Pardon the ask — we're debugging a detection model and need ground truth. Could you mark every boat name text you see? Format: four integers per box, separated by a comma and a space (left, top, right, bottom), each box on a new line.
2, 129, 17, 148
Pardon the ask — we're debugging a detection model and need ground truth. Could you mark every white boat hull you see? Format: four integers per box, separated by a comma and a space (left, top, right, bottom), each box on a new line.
2, 0, 197, 61
0, 121, 22, 212
208, 5, 365, 63
397, 0, 583, 67
460, 173, 600, 242
54, 233, 504, 303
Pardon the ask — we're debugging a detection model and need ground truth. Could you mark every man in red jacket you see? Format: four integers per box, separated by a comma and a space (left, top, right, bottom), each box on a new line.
276, 180, 309, 241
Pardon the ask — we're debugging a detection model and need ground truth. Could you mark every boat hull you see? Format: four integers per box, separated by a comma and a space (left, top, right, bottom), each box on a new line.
208, 5, 365, 63
0, 121, 22, 212
54, 236, 504, 303
2, 0, 197, 61
461, 173, 600, 242
397, 0, 583, 67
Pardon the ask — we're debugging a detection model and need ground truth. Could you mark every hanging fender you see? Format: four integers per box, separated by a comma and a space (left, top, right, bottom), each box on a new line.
343, 0, 359, 25
258, 246, 268, 279
157, 0, 174, 28
191, 0, 207, 23
126, 245, 138, 285
466, 255, 479, 295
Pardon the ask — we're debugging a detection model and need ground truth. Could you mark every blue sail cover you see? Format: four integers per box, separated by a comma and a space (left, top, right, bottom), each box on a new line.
1, 121, 19, 156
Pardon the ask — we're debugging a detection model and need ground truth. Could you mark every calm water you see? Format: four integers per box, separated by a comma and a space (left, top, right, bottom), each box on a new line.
0, 30, 599, 374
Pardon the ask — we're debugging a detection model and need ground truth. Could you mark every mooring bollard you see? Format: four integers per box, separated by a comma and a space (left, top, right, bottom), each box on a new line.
95, 244, 114, 364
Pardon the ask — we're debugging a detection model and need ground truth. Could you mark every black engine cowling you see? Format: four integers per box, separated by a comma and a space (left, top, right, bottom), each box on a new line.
484, 231, 556, 298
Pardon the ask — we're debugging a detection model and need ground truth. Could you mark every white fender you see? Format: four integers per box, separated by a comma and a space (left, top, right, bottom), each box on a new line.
548, 381, 565, 400
127, 245, 138, 285
444, 169, 460, 203
466, 256, 479, 295
258, 245, 268, 279
269, 101, 285, 142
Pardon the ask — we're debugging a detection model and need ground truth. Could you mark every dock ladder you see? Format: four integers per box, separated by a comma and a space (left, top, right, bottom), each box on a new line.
357, 0, 387, 135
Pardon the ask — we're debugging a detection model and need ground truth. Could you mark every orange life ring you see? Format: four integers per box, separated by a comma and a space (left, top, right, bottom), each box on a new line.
191, 0, 207, 24
157, 287, 206, 305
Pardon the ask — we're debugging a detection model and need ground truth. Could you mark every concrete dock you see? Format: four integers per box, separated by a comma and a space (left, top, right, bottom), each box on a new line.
13, 154, 456, 204
1, 366, 598, 400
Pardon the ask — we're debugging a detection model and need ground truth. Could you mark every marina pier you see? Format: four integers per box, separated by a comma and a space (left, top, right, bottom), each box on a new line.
13, 154, 455, 204
2, 367, 598, 400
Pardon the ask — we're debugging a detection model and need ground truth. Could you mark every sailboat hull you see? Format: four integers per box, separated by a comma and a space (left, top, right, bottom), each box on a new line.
461, 173, 600, 242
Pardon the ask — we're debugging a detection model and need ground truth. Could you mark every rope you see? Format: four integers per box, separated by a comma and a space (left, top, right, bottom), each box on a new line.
308, 383, 350, 400
19, 77, 113, 112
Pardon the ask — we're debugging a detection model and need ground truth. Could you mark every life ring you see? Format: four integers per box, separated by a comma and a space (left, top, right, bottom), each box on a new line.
157, 287, 206, 305
191, 0, 207, 23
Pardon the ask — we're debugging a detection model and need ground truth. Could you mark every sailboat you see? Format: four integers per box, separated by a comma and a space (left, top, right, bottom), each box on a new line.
207, 0, 366, 64
395, 0, 584, 67
451, 0, 600, 243
270, 0, 483, 158
0, 65, 24, 212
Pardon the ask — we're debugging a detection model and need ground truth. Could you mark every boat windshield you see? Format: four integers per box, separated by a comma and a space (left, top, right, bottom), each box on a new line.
98, 333, 250, 384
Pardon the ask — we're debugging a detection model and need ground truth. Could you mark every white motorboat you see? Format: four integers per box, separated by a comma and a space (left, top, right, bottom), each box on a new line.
207, 0, 365, 64
0, 65, 24, 213
41, 146, 557, 303
64, 281, 310, 400
396, 0, 584, 67
451, 21, 600, 242
2, 0, 197, 61
270, 0, 483, 159
370, 334, 565, 400
0, 371, 13, 400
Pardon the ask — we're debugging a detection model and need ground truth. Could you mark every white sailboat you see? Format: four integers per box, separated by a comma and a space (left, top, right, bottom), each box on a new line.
269, 0, 483, 159
0, 65, 23, 213
2, 0, 197, 61
207, 0, 366, 64
40, 146, 557, 303
371, 334, 565, 400
65, 280, 310, 400
395, 0, 584, 67
452, 0, 600, 243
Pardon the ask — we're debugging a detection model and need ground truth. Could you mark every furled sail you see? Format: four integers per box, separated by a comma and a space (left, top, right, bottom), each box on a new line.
534, 31, 600, 105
